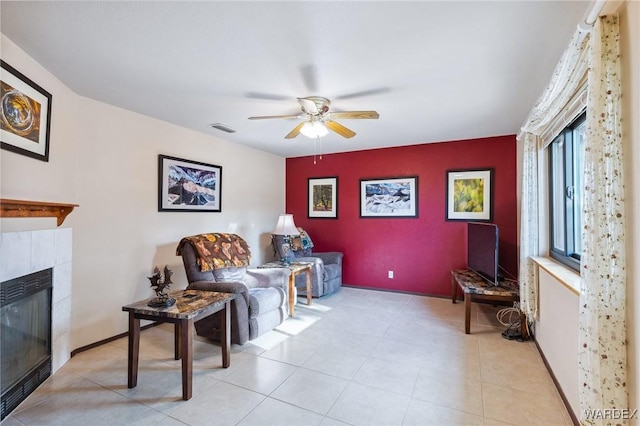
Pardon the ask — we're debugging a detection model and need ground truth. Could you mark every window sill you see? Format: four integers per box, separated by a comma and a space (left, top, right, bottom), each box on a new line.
531, 256, 581, 296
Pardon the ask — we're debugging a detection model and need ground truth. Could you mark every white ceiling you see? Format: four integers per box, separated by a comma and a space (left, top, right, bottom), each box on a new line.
0, 1, 592, 158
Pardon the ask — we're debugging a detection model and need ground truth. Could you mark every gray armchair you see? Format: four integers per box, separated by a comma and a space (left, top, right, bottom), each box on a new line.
272, 228, 343, 298
177, 233, 288, 345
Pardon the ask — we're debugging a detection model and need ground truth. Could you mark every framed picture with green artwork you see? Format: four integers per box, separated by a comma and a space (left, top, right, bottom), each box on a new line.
446, 169, 493, 221
308, 176, 338, 218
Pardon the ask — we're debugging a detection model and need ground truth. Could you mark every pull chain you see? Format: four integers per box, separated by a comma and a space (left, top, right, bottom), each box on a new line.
312, 135, 323, 165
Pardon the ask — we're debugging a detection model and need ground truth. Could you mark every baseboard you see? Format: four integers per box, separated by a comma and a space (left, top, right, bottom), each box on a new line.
341, 283, 451, 299
532, 336, 579, 425
70, 322, 161, 358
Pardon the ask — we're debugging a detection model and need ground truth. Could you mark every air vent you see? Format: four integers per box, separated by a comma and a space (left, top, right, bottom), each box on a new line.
208, 123, 237, 133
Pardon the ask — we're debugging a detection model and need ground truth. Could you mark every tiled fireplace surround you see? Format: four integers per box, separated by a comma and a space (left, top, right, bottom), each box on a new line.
0, 228, 73, 373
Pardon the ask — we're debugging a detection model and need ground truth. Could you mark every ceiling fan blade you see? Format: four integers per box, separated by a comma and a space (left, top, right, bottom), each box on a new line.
248, 114, 301, 120
325, 120, 356, 138
335, 87, 391, 100
285, 122, 305, 139
330, 111, 379, 120
245, 91, 291, 101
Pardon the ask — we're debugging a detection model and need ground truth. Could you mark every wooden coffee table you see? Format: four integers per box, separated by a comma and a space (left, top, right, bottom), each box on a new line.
451, 269, 520, 335
122, 289, 235, 400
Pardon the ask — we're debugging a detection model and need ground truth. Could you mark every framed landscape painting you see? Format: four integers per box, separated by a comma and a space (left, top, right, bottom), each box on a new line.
360, 176, 418, 218
308, 177, 338, 218
0, 61, 53, 162
158, 155, 222, 212
446, 168, 493, 221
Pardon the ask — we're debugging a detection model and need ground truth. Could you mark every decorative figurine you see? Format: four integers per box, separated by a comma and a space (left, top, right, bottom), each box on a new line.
147, 265, 176, 308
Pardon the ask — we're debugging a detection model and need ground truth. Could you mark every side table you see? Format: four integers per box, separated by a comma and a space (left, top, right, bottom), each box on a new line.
259, 261, 312, 316
122, 289, 235, 400
451, 269, 520, 335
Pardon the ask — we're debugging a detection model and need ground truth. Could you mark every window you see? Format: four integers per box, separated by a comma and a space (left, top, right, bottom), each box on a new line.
548, 111, 585, 272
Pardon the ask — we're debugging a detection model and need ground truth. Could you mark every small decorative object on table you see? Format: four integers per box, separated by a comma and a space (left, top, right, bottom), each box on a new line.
147, 265, 176, 307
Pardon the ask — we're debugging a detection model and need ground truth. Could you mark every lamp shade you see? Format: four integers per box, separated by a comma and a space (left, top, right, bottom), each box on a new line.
272, 214, 299, 235
300, 121, 329, 138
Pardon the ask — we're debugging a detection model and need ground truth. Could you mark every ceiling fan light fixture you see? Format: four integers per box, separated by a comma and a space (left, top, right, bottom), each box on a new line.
300, 121, 329, 138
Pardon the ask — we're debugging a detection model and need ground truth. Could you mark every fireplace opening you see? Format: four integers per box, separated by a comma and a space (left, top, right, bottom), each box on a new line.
1, 268, 52, 420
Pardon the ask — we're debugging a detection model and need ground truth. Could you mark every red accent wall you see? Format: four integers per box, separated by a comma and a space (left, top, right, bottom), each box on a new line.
285, 135, 518, 296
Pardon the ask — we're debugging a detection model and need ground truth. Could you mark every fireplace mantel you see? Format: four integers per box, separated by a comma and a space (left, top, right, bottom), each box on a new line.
0, 199, 78, 226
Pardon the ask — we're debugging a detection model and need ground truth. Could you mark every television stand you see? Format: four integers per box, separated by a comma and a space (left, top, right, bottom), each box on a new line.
451, 269, 520, 335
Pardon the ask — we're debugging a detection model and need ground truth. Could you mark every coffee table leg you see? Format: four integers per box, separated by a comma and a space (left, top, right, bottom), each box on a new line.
181, 318, 193, 400
127, 313, 140, 388
288, 274, 295, 317
174, 322, 181, 360
451, 274, 457, 304
222, 301, 231, 368
464, 294, 471, 334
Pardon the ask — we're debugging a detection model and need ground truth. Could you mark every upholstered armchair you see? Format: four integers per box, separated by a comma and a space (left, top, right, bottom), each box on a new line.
176, 233, 288, 345
272, 228, 343, 298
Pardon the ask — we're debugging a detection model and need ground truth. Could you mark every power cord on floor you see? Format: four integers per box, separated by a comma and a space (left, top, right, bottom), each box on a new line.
497, 301, 530, 342
496, 305, 520, 327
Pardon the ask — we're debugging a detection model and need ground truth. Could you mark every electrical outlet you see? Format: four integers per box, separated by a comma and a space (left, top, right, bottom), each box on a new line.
388, 271, 394, 279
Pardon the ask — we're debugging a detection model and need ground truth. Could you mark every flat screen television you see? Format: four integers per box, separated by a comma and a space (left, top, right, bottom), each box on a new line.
467, 222, 499, 286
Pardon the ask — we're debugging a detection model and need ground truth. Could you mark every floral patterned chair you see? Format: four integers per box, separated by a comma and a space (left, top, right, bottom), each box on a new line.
177, 233, 288, 345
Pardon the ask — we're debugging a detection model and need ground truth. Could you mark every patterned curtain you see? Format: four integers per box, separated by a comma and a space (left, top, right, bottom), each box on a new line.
518, 132, 539, 320
520, 29, 590, 148
517, 28, 590, 321
578, 14, 628, 424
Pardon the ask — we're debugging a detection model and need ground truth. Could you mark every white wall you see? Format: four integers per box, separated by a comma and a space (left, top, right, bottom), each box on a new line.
536, 268, 580, 414
0, 35, 286, 350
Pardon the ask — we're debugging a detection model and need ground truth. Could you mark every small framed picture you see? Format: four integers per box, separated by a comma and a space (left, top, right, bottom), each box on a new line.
308, 177, 338, 218
446, 168, 493, 221
1, 61, 53, 162
158, 155, 222, 212
360, 176, 418, 218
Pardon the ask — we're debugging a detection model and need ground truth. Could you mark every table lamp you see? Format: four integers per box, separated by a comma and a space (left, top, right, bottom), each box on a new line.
272, 214, 300, 264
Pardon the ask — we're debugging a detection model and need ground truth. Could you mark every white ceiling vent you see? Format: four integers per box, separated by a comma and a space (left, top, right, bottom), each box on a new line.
208, 123, 237, 133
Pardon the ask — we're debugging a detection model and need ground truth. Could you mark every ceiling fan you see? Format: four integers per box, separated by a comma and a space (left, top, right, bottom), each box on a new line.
248, 96, 379, 139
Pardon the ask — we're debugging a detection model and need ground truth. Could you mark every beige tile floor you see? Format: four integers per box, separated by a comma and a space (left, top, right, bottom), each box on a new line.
2, 287, 573, 426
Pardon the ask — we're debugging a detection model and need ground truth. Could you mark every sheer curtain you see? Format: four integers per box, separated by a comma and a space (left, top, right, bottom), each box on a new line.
578, 14, 627, 424
517, 28, 590, 320
518, 133, 539, 319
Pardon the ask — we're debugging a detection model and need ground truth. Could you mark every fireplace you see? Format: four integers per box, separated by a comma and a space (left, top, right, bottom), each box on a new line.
0, 228, 72, 418
1, 268, 53, 420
